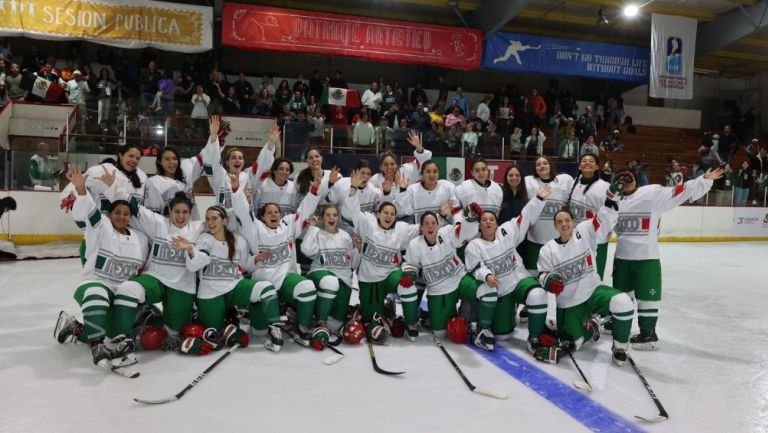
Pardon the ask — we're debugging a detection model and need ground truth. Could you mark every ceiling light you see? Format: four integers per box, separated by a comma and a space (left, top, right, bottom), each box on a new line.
596, 8, 609, 26
623, 4, 639, 18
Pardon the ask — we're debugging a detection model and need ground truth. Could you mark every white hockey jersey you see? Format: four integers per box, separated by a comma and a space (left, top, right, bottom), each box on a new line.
615, 177, 713, 260
395, 179, 459, 225
300, 225, 360, 287
524, 174, 574, 244
73, 192, 149, 292
403, 216, 478, 296
144, 149, 209, 218
185, 232, 256, 299
232, 187, 319, 289
456, 179, 503, 216
255, 177, 300, 216
369, 148, 433, 190
340, 192, 419, 283
537, 205, 618, 309
465, 197, 545, 296
205, 136, 274, 210
566, 176, 611, 243
80, 162, 147, 212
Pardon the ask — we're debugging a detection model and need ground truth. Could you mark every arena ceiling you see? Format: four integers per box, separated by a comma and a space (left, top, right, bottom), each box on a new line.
242, 0, 768, 76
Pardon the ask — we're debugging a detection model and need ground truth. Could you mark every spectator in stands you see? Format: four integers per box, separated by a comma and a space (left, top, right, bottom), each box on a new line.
232, 72, 254, 114
156, 70, 175, 113
410, 81, 428, 108
29, 142, 58, 189
602, 129, 624, 151
713, 164, 733, 205
392, 80, 405, 105
558, 117, 575, 143
423, 121, 443, 151
518, 96, 533, 135
444, 99, 462, 116
392, 118, 410, 153
429, 104, 445, 134
95, 68, 115, 124
66, 70, 90, 130
753, 147, 768, 203
445, 106, 467, 130
410, 102, 430, 132
308, 105, 326, 145
309, 70, 323, 102
274, 87, 292, 114
703, 133, 724, 168
579, 135, 599, 158
288, 90, 306, 114
0, 196, 16, 219
496, 95, 513, 135
733, 160, 752, 206
306, 95, 318, 116
580, 106, 596, 140
278, 103, 296, 126
477, 95, 492, 126
353, 112, 375, 148
0, 38, 11, 62
529, 87, 547, 129
361, 82, 382, 123
509, 127, 523, 156
331, 105, 348, 148
0, 82, 7, 107
383, 102, 402, 128
524, 126, 545, 157
666, 160, 685, 187
627, 159, 648, 186
745, 138, 760, 157
208, 70, 229, 106
0, 59, 6, 82
461, 122, 478, 156
559, 129, 579, 160
374, 116, 394, 151
380, 84, 397, 114
292, 74, 308, 96
452, 85, 470, 115
252, 88, 273, 116
444, 122, 462, 151
190, 84, 210, 128
139, 60, 161, 108
467, 109, 482, 129
601, 159, 614, 182
285, 110, 311, 161
221, 86, 240, 115
38, 61, 59, 83
479, 122, 501, 157
329, 70, 347, 89
5, 63, 25, 101
719, 124, 738, 164
259, 75, 275, 96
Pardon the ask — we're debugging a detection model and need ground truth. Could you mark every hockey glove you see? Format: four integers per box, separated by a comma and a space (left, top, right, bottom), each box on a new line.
179, 337, 216, 356
463, 202, 484, 222
540, 272, 565, 295
532, 345, 564, 364
222, 324, 250, 348
399, 264, 418, 288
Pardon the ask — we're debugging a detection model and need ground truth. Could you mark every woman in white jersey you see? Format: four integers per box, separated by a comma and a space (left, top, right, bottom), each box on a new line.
465, 186, 550, 353
231, 175, 322, 347
456, 159, 503, 215
253, 157, 300, 216
564, 153, 611, 279
143, 146, 208, 219
84, 144, 148, 212
536, 185, 634, 366
300, 204, 361, 347
368, 130, 432, 190
523, 156, 574, 270
611, 167, 723, 350
340, 169, 420, 344
395, 160, 459, 225
54, 166, 149, 371
173, 205, 283, 353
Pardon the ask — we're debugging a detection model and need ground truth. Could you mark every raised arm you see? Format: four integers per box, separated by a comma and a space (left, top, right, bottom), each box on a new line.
300, 221, 321, 259
655, 168, 723, 212
288, 177, 321, 235
499, 186, 550, 247
69, 165, 112, 236
173, 234, 211, 273
230, 186, 260, 254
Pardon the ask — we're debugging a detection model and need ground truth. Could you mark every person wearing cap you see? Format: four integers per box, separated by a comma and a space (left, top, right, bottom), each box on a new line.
609, 165, 724, 350
0, 196, 16, 219
602, 129, 624, 152
558, 117, 575, 146
65, 70, 90, 130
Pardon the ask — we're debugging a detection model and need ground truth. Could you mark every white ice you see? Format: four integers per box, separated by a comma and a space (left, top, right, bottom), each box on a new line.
1, 242, 766, 433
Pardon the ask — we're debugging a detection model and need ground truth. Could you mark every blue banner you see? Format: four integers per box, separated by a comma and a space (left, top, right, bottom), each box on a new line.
483, 32, 650, 83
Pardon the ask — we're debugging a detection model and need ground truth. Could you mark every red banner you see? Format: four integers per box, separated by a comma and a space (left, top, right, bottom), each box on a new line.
222, 4, 483, 71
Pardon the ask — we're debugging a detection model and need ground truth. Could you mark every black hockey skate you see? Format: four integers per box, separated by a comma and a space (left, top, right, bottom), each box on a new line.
473, 328, 495, 351
264, 324, 284, 353
54, 311, 83, 344
406, 324, 419, 342
91, 343, 114, 370
612, 343, 628, 367
630, 331, 659, 351
111, 334, 138, 367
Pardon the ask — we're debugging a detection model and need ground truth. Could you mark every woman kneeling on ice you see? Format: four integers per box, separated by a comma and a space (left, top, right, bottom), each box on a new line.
536, 181, 634, 366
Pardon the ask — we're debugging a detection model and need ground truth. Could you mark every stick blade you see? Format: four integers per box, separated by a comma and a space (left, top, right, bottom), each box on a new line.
573, 380, 592, 391
472, 387, 508, 399
133, 396, 178, 405
112, 366, 140, 379
634, 414, 669, 422
324, 354, 343, 365
374, 366, 405, 375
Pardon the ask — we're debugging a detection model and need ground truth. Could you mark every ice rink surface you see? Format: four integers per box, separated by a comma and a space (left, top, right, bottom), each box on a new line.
1, 242, 766, 433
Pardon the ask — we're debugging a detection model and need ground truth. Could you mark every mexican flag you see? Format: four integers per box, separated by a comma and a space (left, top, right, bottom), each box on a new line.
27, 76, 65, 102
433, 157, 466, 185
320, 87, 361, 108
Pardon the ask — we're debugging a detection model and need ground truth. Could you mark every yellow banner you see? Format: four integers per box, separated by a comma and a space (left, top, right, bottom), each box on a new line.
0, 0, 212, 52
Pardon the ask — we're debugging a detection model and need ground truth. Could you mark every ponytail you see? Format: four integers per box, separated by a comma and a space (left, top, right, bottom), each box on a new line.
117, 144, 142, 189
208, 205, 236, 261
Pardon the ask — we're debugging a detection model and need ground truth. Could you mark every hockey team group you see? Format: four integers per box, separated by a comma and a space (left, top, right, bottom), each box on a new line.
53, 116, 724, 388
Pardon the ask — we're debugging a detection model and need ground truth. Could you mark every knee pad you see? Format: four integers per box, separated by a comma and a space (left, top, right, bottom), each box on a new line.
525, 287, 548, 315
295, 280, 317, 303
609, 293, 634, 316
318, 275, 340, 298
475, 283, 498, 303
250, 281, 276, 303
115, 280, 146, 304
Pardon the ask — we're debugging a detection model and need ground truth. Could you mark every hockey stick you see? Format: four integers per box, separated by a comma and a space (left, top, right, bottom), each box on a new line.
566, 351, 593, 391
133, 343, 240, 405
366, 337, 404, 375
627, 354, 669, 422
435, 337, 507, 399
